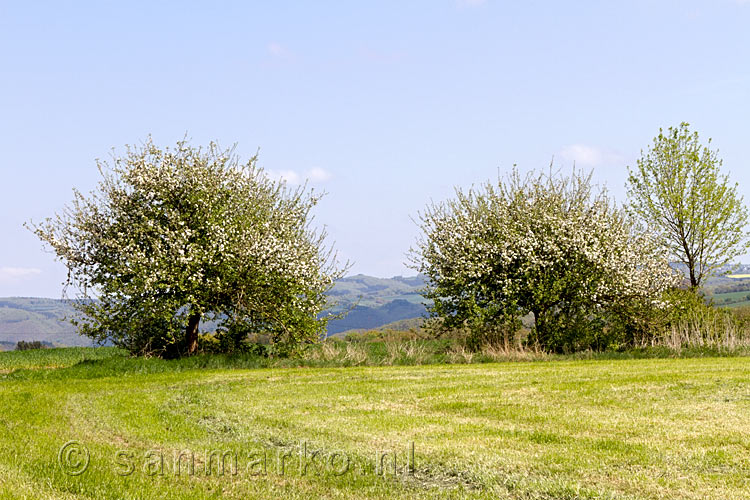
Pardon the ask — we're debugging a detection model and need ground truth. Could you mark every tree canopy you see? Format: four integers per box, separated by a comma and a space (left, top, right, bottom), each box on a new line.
627, 122, 750, 289
412, 167, 678, 352
28, 139, 344, 357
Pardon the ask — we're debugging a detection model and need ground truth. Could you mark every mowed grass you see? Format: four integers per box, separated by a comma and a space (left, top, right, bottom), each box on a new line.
0, 347, 122, 373
1, 349, 750, 499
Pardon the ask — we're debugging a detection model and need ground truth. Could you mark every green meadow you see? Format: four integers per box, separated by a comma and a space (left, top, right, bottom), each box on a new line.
711, 291, 750, 308
1, 348, 750, 499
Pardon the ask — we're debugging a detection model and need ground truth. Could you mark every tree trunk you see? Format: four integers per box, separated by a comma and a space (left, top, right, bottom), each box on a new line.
687, 254, 698, 289
683, 243, 699, 290
531, 308, 543, 349
186, 311, 201, 355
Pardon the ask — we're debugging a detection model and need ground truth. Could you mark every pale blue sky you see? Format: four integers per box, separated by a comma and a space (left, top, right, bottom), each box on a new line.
2, 0, 750, 297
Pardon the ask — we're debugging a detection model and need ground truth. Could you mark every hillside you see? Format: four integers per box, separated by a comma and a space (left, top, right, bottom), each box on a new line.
0, 274, 428, 347
327, 274, 425, 308
6, 269, 750, 347
324, 274, 427, 335
326, 299, 426, 335
0, 298, 91, 347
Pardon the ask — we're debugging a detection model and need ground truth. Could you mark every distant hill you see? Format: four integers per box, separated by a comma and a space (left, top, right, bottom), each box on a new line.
5, 268, 750, 347
326, 299, 426, 335
330, 317, 425, 339
0, 341, 16, 351
324, 274, 427, 335
0, 274, 429, 346
0, 298, 92, 347
327, 274, 425, 308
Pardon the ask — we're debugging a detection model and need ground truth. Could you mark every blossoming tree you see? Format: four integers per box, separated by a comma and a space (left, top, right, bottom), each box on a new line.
28, 139, 344, 357
412, 168, 678, 352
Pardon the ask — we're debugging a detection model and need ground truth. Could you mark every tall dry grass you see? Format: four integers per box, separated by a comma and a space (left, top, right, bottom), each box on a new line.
660, 308, 750, 350
304, 341, 369, 365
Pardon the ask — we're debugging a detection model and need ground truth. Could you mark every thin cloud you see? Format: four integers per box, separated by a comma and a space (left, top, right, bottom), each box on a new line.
0, 267, 41, 282
267, 42, 292, 58
308, 167, 332, 182
267, 169, 302, 185
266, 168, 333, 185
558, 144, 625, 169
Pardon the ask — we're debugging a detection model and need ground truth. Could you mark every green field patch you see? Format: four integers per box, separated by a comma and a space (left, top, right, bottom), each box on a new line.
2, 350, 750, 498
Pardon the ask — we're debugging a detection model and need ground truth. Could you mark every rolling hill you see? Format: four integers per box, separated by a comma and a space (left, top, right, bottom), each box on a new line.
6, 268, 750, 348
324, 273, 427, 334
0, 274, 429, 347
0, 298, 90, 347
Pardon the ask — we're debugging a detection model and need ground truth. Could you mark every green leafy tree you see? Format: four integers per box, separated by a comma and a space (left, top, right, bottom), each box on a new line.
28, 139, 344, 357
627, 122, 750, 289
411, 168, 677, 352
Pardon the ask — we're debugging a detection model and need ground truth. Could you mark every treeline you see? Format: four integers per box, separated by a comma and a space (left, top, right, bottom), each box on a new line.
710, 281, 750, 295
15, 340, 51, 351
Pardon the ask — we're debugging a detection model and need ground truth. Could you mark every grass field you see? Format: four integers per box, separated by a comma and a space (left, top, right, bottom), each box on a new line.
710, 290, 750, 308
1, 348, 750, 499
